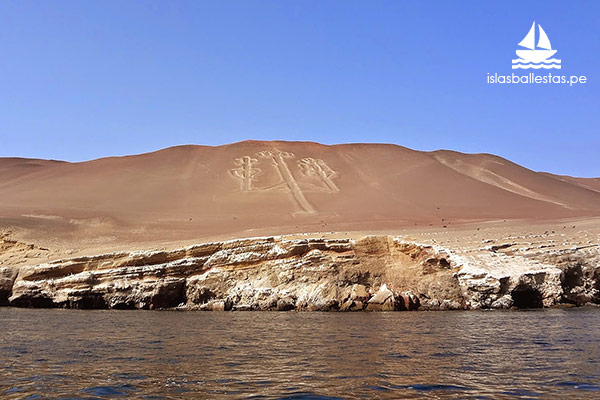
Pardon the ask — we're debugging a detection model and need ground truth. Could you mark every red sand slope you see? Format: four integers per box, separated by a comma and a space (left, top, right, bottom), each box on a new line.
1, 141, 599, 243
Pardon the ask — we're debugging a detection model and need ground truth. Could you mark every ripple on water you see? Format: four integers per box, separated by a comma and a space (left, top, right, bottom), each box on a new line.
268, 392, 344, 400
367, 384, 390, 391
392, 383, 475, 392
432, 351, 459, 357
112, 372, 147, 380
81, 384, 136, 397
556, 381, 600, 391
501, 388, 541, 397
387, 352, 409, 359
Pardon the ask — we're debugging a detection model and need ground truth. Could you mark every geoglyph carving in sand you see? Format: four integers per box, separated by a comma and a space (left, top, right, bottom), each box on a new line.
229, 149, 339, 214
257, 150, 315, 213
229, 156, 261, 191
298, 157, 339, 193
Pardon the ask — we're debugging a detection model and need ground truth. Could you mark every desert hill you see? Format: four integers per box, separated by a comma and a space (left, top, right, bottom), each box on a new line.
1, 140, 599, 251
539, 173, 600, 194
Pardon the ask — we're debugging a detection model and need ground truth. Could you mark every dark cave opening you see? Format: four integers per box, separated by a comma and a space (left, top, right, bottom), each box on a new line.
563, 264, 583, 290
511, 286, 543, 309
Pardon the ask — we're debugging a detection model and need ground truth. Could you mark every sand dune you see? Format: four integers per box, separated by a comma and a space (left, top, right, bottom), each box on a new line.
1, 140, 599, 251
540, 173, 600, 194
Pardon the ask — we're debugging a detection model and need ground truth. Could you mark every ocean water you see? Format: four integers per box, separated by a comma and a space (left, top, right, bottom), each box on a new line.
1, 308, 599, 399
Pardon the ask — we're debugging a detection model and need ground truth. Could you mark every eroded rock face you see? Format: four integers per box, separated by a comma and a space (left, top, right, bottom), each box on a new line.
453, 241, 600, 309
0, 267, 18, 306
2, 235, 599, 310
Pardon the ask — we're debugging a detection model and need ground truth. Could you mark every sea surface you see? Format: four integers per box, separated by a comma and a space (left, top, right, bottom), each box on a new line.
1, 308, 599, 399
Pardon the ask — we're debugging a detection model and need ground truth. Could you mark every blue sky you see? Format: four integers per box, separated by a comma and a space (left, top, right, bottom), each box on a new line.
1, 0, 598, 176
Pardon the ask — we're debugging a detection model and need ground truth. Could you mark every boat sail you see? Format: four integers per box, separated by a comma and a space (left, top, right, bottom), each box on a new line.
516, 21, 557, 63
518, 22, 536, 50
537, 25, 552, 50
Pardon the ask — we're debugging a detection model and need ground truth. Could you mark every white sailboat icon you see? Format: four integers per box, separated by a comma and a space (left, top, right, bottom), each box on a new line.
512, 21, 561, 69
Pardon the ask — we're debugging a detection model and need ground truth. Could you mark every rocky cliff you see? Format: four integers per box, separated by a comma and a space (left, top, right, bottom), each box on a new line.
2, 234, 598, 311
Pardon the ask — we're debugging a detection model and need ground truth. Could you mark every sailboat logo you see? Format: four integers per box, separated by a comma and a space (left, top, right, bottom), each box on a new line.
512, 21, 561, 69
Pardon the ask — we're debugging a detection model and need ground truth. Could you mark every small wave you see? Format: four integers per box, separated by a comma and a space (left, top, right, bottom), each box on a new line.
556, 381, 600, 391
512, 64, 562, 69
512, 58, 561, 64
265, 392, 344, 400
501, 388, 542, 397
82, 384, 136, 396
391, 384, 474, 392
